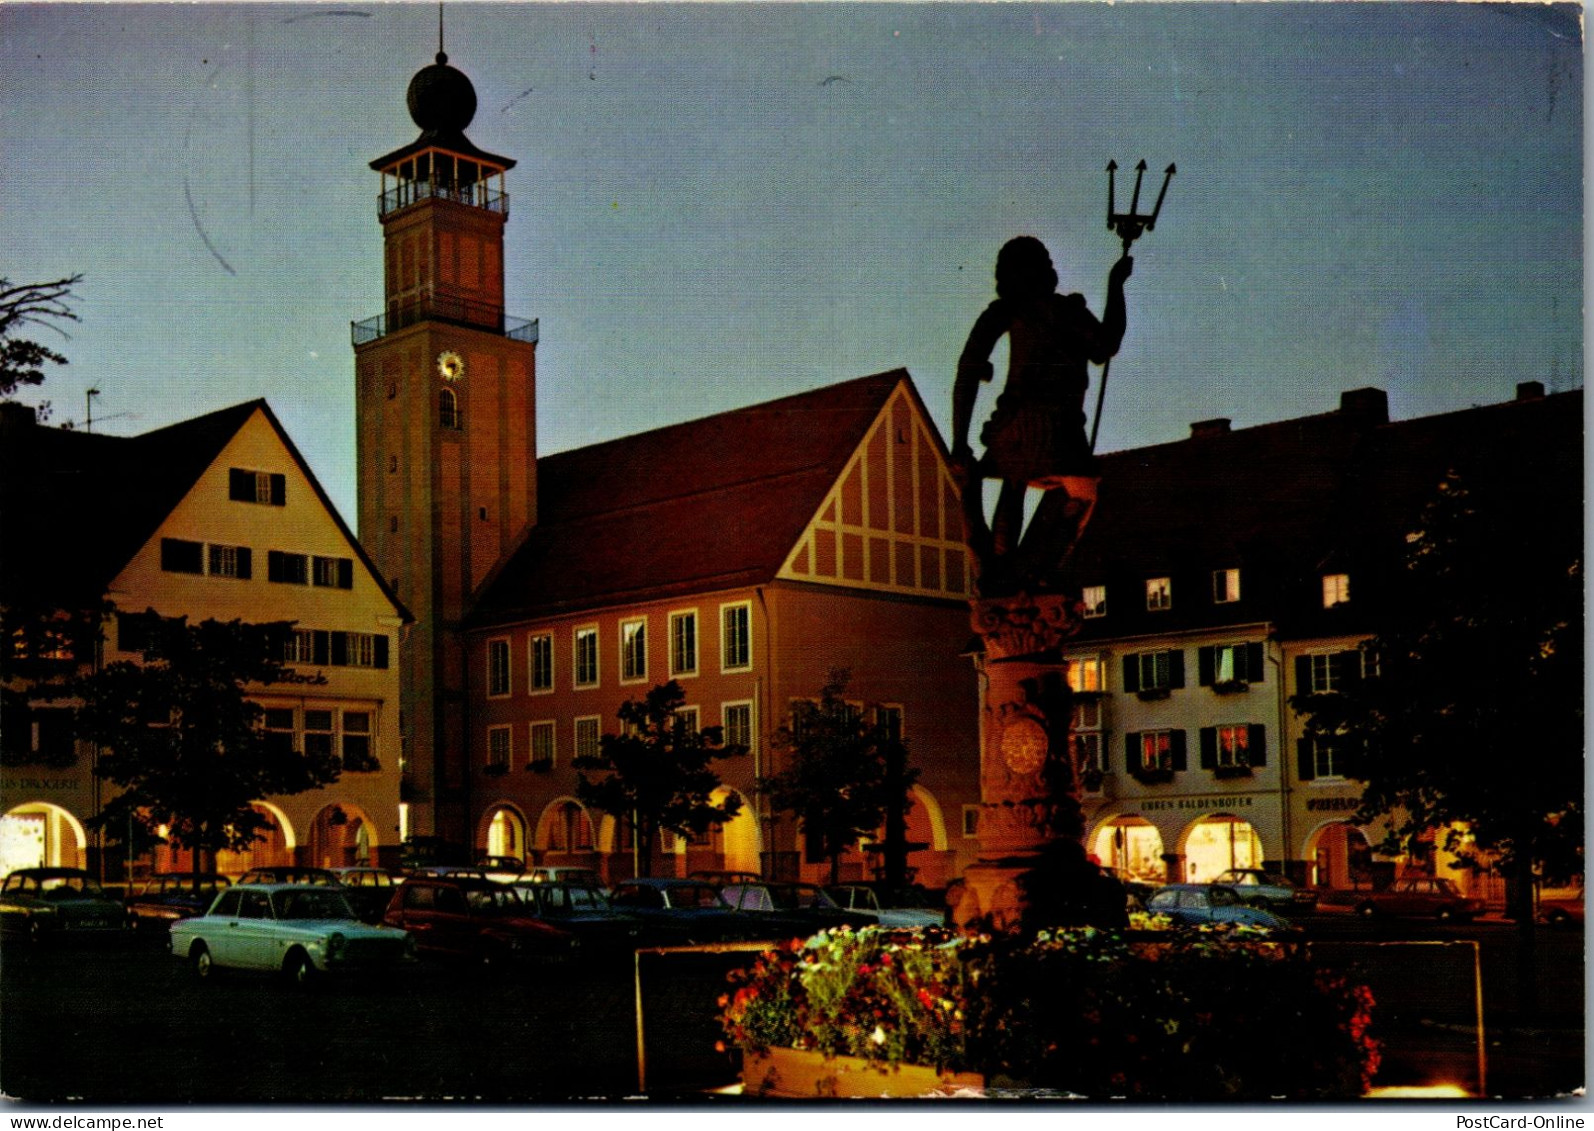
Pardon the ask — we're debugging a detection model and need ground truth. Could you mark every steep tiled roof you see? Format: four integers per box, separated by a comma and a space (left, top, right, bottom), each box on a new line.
0, 400, 409, 622
1063, 386, 1582, 642
468, 370, 910, 624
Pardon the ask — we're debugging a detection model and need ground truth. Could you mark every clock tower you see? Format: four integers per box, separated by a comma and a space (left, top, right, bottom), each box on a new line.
353, 51, 537, 847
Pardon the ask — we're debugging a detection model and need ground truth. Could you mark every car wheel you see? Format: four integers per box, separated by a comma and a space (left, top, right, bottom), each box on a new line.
284, 949, 316, 988
191, 943, 215, 981
1355, 902, 1376, 919
1548, 909, 1571, 928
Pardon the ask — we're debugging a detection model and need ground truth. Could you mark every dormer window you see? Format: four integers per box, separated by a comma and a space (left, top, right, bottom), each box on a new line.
1322, 573, 1351, 608
1213, 568, 1241, 604
1081, 585, 1107, 618
1146, 577, 1172, 611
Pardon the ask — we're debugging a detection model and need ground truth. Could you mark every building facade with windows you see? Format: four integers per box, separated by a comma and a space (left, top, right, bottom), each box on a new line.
460, 372, 983, 888
0, 400, 409, 878
1056, 382, 1580, 903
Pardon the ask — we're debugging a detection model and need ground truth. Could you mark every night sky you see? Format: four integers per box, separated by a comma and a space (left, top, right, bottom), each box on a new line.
2, 2, 1582, 523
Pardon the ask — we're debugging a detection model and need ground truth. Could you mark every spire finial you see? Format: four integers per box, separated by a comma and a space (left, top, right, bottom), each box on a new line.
437, 1, 446, 65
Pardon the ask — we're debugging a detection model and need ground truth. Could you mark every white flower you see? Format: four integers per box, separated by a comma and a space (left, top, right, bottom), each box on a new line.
870, 1025, 887, 1046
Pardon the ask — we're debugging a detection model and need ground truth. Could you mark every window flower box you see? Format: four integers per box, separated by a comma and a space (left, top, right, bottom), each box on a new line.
1129, 767, 1175, 785
1211, 679, 1250, 695
742, 1047, 984, 1099
1213, 764, 1252, 779
1135, 687, 1171, 702
482, 762, 509, 777
527, 757, 553, 773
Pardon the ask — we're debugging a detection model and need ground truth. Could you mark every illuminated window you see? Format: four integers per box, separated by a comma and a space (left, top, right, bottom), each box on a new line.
1081, 585, 1107, 618
1213, 568, 1241, 604
669, 611, 698, 677
1064, 655, 1105, 693
1131, 729, 1183, 773
1146, 577, 1172, 611
620, 619, 647, 683
721, 602, 752, 671
1198, 723, 1261, 772
1322, 573, 1351, 608
1198, 642, 1265, 687
574, 627, 599, 688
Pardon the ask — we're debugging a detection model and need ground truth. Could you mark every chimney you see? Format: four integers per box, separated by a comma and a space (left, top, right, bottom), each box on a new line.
1189, 418, 1231, 440
1339, 387, 1389, 425
1516, 381, 1545, 402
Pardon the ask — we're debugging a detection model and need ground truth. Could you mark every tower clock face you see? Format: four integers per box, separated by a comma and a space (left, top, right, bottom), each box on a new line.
437, 350, 466, 382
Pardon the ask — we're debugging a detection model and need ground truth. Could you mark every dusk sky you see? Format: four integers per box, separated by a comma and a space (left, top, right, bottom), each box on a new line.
2, 2, 1582, 523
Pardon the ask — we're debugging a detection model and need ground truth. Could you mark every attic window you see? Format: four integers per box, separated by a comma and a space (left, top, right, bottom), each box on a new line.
1213, 568, 1240, 604
229, 468, 286, 506
1322, 573, 1351, 608
1146, 577, 1172, 612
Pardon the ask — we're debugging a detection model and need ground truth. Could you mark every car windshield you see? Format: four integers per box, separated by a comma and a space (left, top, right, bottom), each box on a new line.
1147, 891, 1178, 910
37, 875, 105, 899
273, 890, 355, 920
465, 888, 522, 914
1208, 887, 1239, 906
671, 885, 727, 909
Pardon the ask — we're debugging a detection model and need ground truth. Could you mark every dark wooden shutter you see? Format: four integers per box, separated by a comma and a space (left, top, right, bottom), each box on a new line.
312, 630, 330, 666
1098, 735, 1109, 773
1336, 650, 1363, 689
1197, 646, 1215, 687
373, 634, 389, 670
1249, 724, 1267, 766
337, 558, 354, 589
1297, 737, 1316, 781
1199, 727, 1217, 769
1294, 655, 1313, 695
267, 551, 284, 583
1124, 732, 1139, 769
1245, 642, 1265, 683
1169, 729, 1187, 771
330, 632, 349, 667
1167, 649, 1185, 689
1122, 655, 1141, 693
236, 547, 252, 580
229, 468, 253, 501
269, 473, 286, 505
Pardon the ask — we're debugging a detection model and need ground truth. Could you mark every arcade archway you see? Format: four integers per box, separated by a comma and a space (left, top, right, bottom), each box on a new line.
308, 804, 375, 869
1181, 814, 1263, 882
1090, 816, 1166, 883
0, 802, 86, 876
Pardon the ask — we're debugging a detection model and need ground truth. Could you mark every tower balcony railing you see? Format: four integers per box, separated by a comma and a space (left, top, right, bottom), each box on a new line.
379, 181, 509, 219
351, 297, 539, 347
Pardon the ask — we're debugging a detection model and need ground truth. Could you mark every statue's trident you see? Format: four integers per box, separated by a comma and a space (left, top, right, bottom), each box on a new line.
1091, 159, 1175, 452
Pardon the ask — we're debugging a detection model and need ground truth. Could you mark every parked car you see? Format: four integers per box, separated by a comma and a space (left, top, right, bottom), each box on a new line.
1537, 884, 1584, 928
522, 866, 607, 891
718, 881, 875, 939
331, 867, 405, 924
1352, 877, 1484, 922
511, 881, 643, 951
125, 873, 231, 932
1212, 868, 1319, 912
1143, 884, 1292, 929
383, 876, 576, 965
169, 882, 412, 985
687, 870, 763, 888
1100, 867, 1159, 907
608, 878, 756, 946
236, 866, 341, 887
825, 883, 945, 929
0, 868, 128, 942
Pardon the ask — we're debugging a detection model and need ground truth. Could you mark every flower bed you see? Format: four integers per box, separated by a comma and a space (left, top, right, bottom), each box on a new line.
720, 923, 1378, 1101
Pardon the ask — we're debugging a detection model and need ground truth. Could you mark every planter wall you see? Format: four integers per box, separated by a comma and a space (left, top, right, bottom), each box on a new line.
743, 1047, 984, 1099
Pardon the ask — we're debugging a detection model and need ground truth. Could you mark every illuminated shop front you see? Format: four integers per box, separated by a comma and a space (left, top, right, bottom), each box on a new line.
0, 803, 86, 875
1090, 816, 1166, 882
1182, 814, 1264, 882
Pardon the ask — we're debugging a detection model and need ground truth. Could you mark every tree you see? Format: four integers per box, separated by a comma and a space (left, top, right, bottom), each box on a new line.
1292, 470, 1582, 1010
0, 274, 82, 407
571, 680, 746, 878
762, 669, 919, 886
70, 612, 342, 880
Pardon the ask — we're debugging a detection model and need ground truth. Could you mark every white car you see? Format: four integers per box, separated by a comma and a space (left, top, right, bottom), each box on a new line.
825, 884, 945, 929
169, 882, 413, 985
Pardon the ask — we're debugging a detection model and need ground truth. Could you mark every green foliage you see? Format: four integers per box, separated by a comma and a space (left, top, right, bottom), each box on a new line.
1291, 470, 1583, 891
0, 599, 109, 766
0, 274, 81, 404
69, 611, 340, 862
721, 925, 1380, 1099
571, 680, 746, 877
762, 669, 919, 884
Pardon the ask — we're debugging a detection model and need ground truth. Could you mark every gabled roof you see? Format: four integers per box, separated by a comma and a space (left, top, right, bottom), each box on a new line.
0, 400, 410, 622
468, 370, 911, 625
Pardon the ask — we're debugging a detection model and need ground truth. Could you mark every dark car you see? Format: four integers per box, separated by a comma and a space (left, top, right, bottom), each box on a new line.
383, 876, 576, 965
1352, 877, 1484, 922
718, 881, 875, 939
331, 867, 405, 924
1212, 868, 1318, 912
236, 866, 341, 887
608, 878, 754, 946
0, 868, 129, 941
125, 873, 232, 932
511, 881, 643, 951
1143, 884, 1292, 929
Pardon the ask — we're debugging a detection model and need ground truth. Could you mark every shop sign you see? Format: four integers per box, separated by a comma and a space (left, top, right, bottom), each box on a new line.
1306, 797, 1361, 812
1142, 796, 1255, 812
1, 777, 78, 793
